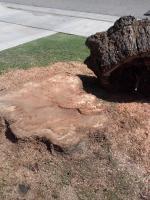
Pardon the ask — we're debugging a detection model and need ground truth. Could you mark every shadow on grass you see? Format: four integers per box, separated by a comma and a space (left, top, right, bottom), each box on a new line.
78, 74, 150, 103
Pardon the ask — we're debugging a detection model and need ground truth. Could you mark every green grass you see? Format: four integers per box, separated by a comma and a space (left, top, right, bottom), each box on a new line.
0, 33, 89, 73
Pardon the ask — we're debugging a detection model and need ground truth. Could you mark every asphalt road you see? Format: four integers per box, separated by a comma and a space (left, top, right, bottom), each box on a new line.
1, 0, 150, 17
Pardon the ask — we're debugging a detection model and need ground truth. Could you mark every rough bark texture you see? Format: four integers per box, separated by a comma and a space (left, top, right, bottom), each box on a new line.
85, 16, 150, 96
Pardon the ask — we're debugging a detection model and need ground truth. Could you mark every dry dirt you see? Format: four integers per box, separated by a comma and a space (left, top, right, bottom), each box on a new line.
0, 62, 149, 200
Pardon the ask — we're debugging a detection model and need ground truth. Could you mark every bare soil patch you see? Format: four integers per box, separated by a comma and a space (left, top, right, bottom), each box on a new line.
0, 62, 149, 200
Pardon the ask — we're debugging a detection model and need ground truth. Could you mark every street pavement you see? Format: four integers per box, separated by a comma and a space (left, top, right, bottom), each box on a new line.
1, 0, 150, 18
0, 3, 118, 51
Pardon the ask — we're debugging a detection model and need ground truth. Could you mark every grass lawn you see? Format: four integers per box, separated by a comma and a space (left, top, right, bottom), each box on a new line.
0, 33, 89, 73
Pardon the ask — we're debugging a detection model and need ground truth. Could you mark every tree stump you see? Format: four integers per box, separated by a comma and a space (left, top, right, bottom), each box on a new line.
85, 16, 150, 96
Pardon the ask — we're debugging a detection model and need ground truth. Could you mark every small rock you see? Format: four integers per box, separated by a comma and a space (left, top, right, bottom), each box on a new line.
18, 183, 30, 194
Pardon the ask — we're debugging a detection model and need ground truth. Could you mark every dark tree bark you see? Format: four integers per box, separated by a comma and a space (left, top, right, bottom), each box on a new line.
85, 16, 150, 96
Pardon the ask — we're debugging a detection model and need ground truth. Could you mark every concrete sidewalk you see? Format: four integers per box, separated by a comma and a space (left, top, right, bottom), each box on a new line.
0, 3, 118, 51
0, 21, 55, 51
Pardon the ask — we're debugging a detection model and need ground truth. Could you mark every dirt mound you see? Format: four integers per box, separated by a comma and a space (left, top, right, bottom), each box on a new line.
0, 62, 149, 200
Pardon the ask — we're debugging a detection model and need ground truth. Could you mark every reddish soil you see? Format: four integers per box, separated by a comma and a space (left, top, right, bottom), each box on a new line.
0, 62, 149, 200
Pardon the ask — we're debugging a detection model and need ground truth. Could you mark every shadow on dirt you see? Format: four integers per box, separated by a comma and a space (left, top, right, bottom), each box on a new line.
78, 74, 150, 103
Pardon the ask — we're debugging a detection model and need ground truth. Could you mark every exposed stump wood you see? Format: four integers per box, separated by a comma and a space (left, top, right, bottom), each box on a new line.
85, 16, 150, 95
0, 63, 107, 152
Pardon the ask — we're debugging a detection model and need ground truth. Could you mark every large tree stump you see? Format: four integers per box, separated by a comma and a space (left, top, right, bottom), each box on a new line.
85, 16, 150, 96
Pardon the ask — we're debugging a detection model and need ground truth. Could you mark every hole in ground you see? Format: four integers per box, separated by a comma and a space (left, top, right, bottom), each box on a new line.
109, 57, 150, 96
78, 75, 150, 103
4, 119, 18, 143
